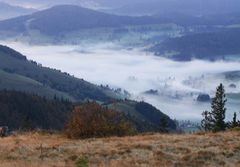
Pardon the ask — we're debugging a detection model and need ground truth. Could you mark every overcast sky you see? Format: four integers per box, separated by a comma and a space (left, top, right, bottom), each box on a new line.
1, 0, 240, 12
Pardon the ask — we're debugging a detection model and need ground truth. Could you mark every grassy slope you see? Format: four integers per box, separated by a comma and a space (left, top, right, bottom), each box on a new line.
107, 100, 146, 120
0, 130, 239, 167
105, 100, 176, 132
0, 69, 74, 100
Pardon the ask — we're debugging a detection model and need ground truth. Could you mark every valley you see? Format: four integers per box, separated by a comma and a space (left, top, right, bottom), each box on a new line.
0, 1, 240, 166
1, 41, 240, 121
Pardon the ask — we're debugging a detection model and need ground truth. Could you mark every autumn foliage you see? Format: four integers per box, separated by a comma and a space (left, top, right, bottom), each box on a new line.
65, 102, 136, 139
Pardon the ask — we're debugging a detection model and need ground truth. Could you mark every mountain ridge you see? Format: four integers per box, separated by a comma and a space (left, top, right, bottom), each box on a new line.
0, 2, 36, 20
0, 5, 168, 36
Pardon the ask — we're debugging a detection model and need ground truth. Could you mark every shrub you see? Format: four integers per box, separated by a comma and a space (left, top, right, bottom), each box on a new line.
65, 102, 136, 139
75, 156, 88, 167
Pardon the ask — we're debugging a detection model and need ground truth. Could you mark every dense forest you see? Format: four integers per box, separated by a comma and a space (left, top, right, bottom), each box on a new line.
151, 28, 240, 61
0, 90, 73, 130
0, 90, 176, 133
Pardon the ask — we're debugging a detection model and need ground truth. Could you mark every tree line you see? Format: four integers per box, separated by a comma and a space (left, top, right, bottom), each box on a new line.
0, 90, 73, 130
201, 83, 240, 132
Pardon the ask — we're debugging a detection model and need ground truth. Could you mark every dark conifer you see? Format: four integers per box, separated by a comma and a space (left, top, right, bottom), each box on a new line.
211, 83, 227, 132
160, 116, 169, 133
201, 111, 213, 131
201, 83, 227, 132
231, 112, 238, 128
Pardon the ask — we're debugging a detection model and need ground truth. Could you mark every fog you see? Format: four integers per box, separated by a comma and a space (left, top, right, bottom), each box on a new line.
1, 41, 240, 121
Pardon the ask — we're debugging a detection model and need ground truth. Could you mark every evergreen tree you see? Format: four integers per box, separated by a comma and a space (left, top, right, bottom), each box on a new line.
160, 116, 169, 132
231, 112, 238, 128
201, 83, 227, 132
211, 83, 227, 132
201, 111, 213, 131
21, 115, 33, 131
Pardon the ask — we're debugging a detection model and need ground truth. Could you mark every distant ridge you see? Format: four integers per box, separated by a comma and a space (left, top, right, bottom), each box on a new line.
0, 2, 36, 20
0, 5, 165, 35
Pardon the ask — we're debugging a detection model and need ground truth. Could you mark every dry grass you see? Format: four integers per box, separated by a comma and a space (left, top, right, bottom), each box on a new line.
0, 131, 240, 167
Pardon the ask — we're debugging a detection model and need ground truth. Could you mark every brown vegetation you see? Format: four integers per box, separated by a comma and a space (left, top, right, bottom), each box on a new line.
65, 102, 136, 139
0, 130, 240, 167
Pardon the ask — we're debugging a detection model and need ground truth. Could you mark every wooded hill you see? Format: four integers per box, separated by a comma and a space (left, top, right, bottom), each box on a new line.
0, 45, 116, 101
0, 90, 176, 132
151, 28, 240, 61
0, 45, 176, 132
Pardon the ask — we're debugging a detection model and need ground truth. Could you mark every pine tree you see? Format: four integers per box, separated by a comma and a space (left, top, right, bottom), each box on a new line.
21, 115, 33, 131
201, 111, 213, 131
231, 112, 238, 128
160, 116, 169, 133
201, 83, 227, 132
211, 83, 227, 132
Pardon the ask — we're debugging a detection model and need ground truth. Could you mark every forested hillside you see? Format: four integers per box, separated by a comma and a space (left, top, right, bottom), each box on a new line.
105, 100, 176, 132
0, 5, 164, 36
151, 28, 240, 61
0, 45, 115, 101
0, 44, 176, 132
0, 91, 176, 132
0, 90, 73, 130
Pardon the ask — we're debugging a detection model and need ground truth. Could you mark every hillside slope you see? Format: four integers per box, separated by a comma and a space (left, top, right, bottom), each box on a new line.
0, 45, 116, 101
110, 0, 240, 16
0, 45, 176, 131
151, 28, 240, 61
0, 5, 163, 36
0, 2, 36, 20
0, 130, 239, 166
0, 69, 73, 100
105, 100, 176, 132
0, 91, 73, 130
0, 90, 177, 133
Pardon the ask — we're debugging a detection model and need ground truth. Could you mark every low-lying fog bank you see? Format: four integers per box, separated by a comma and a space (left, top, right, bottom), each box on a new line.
1, 41, 240, 121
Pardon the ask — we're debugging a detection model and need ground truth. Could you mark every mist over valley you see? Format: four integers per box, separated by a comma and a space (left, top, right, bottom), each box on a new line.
0, 0, 240, 133
1, 40, 239, 121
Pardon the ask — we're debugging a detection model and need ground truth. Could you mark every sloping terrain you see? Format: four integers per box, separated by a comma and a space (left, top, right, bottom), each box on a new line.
105, 100, 176, 132
107, 0, 240, 16
0, 69, 73, 100
0, 5, 164, 36
151, 28, 240, 61
0, 45, 176, 132
0, 2, 36, 20
0, 45, 115, 101
0, 90, 176, 132
0, 130, 239, 167
0, 91, 73, 130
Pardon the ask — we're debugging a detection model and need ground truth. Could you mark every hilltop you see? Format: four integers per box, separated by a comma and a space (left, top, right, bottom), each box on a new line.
0, 130, 239, 167
0, 5, 162, 36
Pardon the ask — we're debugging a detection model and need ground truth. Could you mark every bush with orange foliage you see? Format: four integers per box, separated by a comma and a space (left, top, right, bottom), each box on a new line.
65, 102, 136, 139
